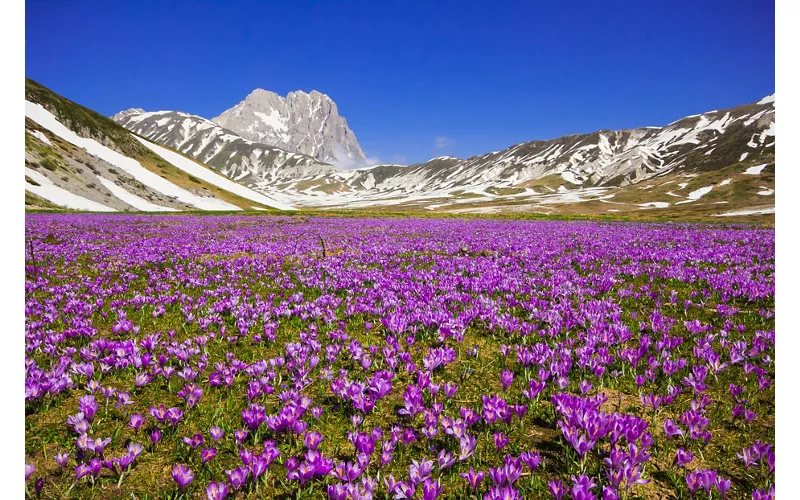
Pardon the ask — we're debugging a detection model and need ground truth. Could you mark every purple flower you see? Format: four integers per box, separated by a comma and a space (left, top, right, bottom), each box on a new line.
460, 467, 486, 490
409, 458, 434, 484
182, 433, 204, 448
78, 395, 98, 421
493, 432, 510, 451
663, 419, 684, 439
234, 429, 248, 445
500, 369, 514, 391
201, 448, 217, 464
206, 481, 229, 500
459, 434, 477, 461
328, 483, 348, 500
209, 426, 224, 442
88, 458, 102, 478
55, 452, 69, 469
303, 431, 324, 450
674, 448, 694, 467
548, 478, 566, 500
437, 449, 455, 471
172, 464, 194, 489
166, 407, 184, 426
150, 428, 162, 445
250, 455, 269, 479
75, 463, 91, 481
129, 413, 145, 432
25, 463, 35, 481
716, 476, 731, 500
520, 451, 541, 470
226, 466, 249, 490
421, 477, 443, 500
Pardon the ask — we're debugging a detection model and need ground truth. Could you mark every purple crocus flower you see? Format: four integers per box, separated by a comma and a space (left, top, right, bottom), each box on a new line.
166, 407, 184, 426
25, 463, 35, 481
55, 452, 69, 469
129, 413, 145, 432
304, 431, 324, 450
548, 478, 566, 500
172, 464, 194, 489
493, 432, 510, 450
234, 429, 248, 445
328, 483, 349, 500
674, 448, 694, 467
206, 481, 229, 500
75, 463, 91, 481
150, 428, 162, 445
78, 395, 98, 421
460, 467, 485, 490
520, 451, 541, 470
409, 458, 434, 484
182, 433, 204, 448
437, 449, 455, 470
209, 426, 224, 442
663, 419, 684, 439
421, 477, 443, 500
602, 486, 620, 500
88, 458, 102, 479
716, 476, 731, 500
226, 467, 249, 490
250, 455, 269, 479
201, 448, 217, 464
500, 369, 514, 391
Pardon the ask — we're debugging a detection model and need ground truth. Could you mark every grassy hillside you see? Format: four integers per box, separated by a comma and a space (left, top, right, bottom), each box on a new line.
25, 78, 278, 211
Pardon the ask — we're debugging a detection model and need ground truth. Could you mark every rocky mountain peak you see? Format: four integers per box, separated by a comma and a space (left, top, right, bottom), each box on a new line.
211, 88, 363, 166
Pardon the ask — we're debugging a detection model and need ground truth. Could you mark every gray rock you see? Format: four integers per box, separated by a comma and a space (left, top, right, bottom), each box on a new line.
211, 89, 365, 166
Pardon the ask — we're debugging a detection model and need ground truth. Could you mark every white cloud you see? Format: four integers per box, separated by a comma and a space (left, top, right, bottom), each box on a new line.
434, 136, 455, 149
330, 144, 385, 169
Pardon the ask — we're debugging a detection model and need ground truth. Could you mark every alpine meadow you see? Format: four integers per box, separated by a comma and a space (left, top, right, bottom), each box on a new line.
22, 1, 777, 499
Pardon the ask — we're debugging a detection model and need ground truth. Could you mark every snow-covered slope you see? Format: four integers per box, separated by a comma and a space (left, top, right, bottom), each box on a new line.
25, 78, 292, 212
110, 109, 339, 187
133, 137, 293, 211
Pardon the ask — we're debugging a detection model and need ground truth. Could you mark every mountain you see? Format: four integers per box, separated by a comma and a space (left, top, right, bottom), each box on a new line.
111, 93, 774, 216
109, 109, 339, 187
209, 89, 365, 166
24, 78, 292, 212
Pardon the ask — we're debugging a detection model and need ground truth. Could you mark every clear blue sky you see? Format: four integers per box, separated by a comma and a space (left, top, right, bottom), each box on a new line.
26, 0, 774, 165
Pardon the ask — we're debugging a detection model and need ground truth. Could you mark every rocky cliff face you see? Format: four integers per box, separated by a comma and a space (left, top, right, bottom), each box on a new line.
211, 89, 365, 166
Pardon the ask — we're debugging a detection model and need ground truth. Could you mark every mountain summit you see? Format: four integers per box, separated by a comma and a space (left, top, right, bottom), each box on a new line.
211, 88, 365, 166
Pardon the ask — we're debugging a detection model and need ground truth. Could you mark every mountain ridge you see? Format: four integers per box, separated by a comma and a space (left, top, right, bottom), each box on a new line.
110, 90, 774, 215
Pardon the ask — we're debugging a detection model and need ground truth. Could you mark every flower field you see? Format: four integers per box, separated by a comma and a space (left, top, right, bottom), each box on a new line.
24, 214, 775, 499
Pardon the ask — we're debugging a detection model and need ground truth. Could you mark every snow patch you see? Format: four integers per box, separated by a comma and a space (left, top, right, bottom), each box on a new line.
716, 207, 774, 217
28, 129, 52, 145
687, 185, 713, 200
744, 164, 768, 175
26, 168, 115, 211
757, 94, 775, 105
96, 177, 175, 212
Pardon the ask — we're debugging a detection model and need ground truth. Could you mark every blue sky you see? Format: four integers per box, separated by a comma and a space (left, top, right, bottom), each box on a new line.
26, 0, 774, 165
